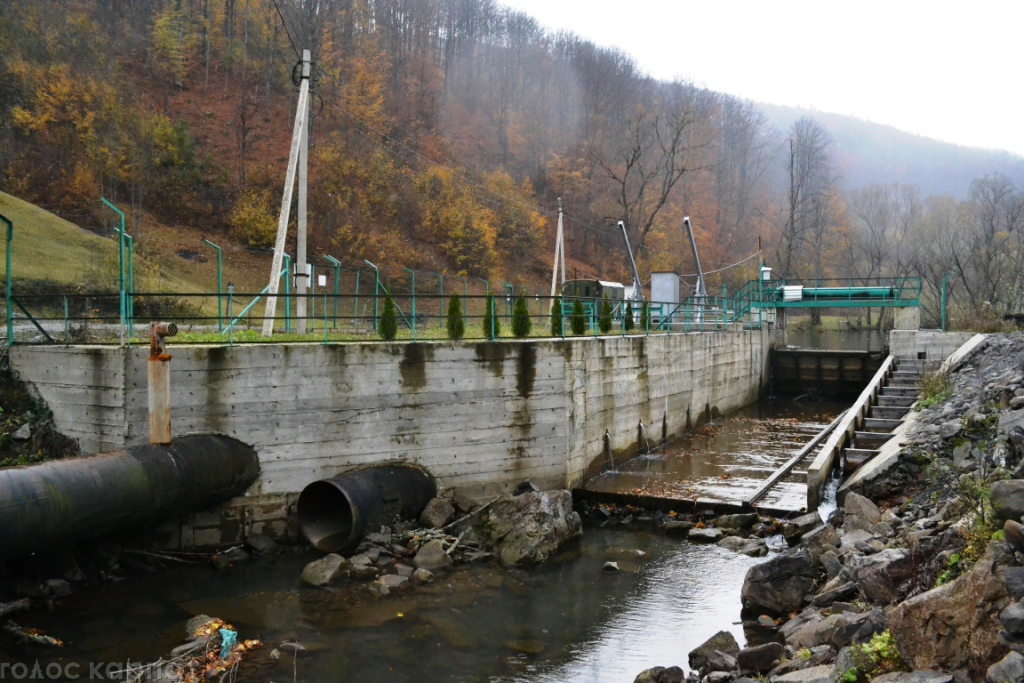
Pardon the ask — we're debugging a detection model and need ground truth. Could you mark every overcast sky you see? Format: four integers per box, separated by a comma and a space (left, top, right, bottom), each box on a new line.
499, 0, 1024, 158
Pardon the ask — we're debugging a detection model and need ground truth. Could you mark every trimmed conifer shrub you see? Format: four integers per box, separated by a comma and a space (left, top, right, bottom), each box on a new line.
641, 301, 650, 331
598, 299, 613, 333
512, 297, 531, 338
482, 294, 501, 339
550, 297, 563, 336
624, 301, 635, 331
379, 296, 398, 340
570, 299, 586, 335
446, 295, 465, 340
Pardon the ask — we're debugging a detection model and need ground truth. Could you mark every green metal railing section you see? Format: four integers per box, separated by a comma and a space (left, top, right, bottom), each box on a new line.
3, 204, 929, 348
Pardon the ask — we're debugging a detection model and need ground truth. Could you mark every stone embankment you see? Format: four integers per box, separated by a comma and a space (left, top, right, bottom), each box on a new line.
638, 333, 1024, 683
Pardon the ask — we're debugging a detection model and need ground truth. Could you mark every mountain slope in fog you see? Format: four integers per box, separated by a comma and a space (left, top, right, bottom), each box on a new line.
759, 102, 1024, 197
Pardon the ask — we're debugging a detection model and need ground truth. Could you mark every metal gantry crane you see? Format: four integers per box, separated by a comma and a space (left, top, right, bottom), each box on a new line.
618, 221, 645, 302
683, 216, 706, 323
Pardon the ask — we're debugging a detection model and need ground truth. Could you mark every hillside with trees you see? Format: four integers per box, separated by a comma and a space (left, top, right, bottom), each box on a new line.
1, 0, 1022, 327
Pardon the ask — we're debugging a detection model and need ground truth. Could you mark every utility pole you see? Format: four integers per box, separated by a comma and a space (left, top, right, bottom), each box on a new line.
295, 50, 311, 334
262, 49, 310, 337
549, 198, 566, 298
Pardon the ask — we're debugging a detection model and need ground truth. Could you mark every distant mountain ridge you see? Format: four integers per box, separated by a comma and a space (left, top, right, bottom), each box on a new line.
758, 102, 1024, 198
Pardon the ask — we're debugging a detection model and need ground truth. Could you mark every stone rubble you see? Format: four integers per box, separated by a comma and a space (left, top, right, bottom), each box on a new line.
298, 487, 583, 596
630, 333, 1024, 683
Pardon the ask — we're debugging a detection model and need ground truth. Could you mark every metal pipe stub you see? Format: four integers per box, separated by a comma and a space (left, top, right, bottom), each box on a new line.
297, 466, 437, 552
0, 434, 260, 559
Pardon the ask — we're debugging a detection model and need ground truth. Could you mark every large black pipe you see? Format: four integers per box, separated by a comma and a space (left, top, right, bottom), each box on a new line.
297, 465, 436, 552
0, 434, 260, 558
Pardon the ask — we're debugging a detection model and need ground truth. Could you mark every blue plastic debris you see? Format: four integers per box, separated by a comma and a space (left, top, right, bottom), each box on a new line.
219, 628, 238, 659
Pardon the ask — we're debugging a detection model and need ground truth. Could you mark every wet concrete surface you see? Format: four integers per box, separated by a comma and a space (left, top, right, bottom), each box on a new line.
582, 398, 846, 512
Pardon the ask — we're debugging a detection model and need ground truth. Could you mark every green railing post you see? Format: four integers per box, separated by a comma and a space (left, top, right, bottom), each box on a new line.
100, 198, 127, 340
489, 295, 496, 340
63, 296, 70, 346
353, 268, 361, 331
403, 266, 417, 341
364, 260, 380, 332
477, 278, 488, 337
226, 284, 234, 345
283, 254, 292, 333
203, 239, 224, 331
125, 233, 134, 335
2, 213, 12, 346
323, 294, 329, 344
324, 256, 341, 329
722, 284, 728, 329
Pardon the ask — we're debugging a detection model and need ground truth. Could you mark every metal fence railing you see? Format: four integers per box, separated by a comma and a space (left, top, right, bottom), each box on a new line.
4, 290, 760, 346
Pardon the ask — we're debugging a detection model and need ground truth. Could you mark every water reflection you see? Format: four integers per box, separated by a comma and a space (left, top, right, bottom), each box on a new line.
15, 529, 767, 683
781, 328, 887, 352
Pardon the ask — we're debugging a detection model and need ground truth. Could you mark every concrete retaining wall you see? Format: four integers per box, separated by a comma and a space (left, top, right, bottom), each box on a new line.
10, 331, 769, 542
890, 329, 975, 363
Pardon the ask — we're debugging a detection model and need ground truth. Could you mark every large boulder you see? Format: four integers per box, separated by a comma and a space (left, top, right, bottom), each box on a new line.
987, 651, 1024, 683
801, 524, 840, 563
300, 553, 349, 586
741, 551, 816, 616
688, 527, 724, 543
633, 666, 684, 683
846, 548, 913, 605
413, 540, 453, 570
772, 665, 835, 682
844, 492, 882, 532
872, 673, 953, 683
473, 490, 582, 566
992, 480, 1024, 524
787, 613, 854, 650
736, 641, 784, 674
888, 545, 1013, 680
1002, 602, 1024, 637
688, 630, 739, 672
783, 512, 823, 545
419, 497, 455, 529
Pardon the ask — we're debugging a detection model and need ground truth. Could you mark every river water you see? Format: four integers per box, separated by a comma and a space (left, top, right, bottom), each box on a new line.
11, 401, 841, 682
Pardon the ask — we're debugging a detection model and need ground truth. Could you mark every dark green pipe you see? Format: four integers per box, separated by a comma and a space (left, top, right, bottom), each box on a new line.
0, 434, 260, 558
297, 465, 436, 552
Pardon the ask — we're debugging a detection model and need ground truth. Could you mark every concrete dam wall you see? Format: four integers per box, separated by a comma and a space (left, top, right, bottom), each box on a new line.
10, 331, 769, 541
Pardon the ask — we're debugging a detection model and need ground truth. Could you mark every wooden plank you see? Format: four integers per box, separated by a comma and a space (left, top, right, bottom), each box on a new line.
746, 409, 848, 505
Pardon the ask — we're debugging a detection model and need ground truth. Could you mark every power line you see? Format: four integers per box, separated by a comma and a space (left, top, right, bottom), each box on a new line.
269, 0, 302, 59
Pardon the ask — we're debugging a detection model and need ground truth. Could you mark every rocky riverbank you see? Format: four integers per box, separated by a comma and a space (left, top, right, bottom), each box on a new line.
639, 333, 1024, 683
298, 487, 582, 595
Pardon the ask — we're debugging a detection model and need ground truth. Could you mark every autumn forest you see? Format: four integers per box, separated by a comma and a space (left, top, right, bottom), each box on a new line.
2, 0, 1023, 326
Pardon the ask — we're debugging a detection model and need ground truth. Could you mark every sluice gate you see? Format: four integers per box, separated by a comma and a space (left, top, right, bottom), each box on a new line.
771, 348, 885, 399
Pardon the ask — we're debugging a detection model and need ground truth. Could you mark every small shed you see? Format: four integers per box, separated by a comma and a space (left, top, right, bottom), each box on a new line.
651, 271, 680, 323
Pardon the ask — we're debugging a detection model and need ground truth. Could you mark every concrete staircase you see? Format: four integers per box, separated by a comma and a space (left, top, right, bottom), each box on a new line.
842, 359, 924, 475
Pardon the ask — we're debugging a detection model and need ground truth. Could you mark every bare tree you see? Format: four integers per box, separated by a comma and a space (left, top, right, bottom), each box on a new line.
774, 116, 836, 280
596, 82, 714, 256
